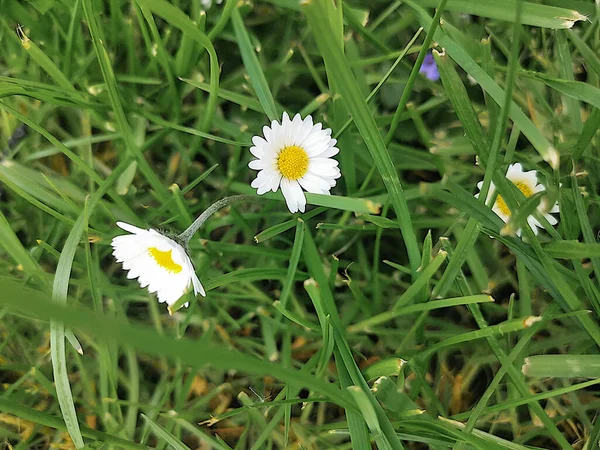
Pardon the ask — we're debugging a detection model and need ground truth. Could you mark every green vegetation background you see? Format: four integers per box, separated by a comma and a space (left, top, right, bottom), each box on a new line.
0, 0, 599, 449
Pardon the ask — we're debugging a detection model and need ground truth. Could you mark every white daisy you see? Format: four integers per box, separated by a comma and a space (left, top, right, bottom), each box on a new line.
476, 163, 559, 235
111, 221, 205, 308
248, 112, 341, 213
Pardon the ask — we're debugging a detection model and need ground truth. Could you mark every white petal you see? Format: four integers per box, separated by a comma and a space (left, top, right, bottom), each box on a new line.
249, 159, 267, 170
250, 146, 263, 159
281, 178, 305, 213
298, 173, 331, 193
544, 213, 558, 226
116, 221, 147, 234
253, 177, 272, 195
252, 136, 268, 148
251, 174, 266, 189
270, 173, 282, 192
507, 163, 524, 177
263, 125, 273, 143
310, 157, 339, 167
289, 179, 306, 212
312, 143, 339, 158
302, 131, 331, 154
191, 272, 206, 297
527, 218, 540, 235
309, 159, 341, 177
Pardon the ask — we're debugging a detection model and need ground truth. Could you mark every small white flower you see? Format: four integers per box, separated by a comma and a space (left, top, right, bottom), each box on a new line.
476, 163, 559, 235
200, 0, 222, 10
248, 112, 341, 213
111, 222, 205, 307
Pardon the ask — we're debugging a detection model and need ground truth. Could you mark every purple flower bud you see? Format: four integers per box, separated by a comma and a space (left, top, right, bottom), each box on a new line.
419, 53, 440, 81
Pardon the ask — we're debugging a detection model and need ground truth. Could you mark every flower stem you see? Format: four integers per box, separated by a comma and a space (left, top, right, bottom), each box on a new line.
177, 195, 253, 244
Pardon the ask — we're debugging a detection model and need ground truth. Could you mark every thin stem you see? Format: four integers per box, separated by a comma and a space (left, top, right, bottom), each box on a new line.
384, 0, 449, 145
177, 195, 253, 244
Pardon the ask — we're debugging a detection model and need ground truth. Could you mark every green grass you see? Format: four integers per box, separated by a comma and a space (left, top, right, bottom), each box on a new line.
0, 0, 599, 449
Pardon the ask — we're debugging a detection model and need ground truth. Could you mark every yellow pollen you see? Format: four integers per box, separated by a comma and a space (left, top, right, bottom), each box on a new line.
277, 145, 309, 180
148, 247, 182, 273
495, 181, 534, 217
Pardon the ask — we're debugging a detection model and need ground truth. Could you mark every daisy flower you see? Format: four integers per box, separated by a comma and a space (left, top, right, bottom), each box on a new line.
111, 222, 205, 308
476, 163, 559, 235
248, 112, 341, 213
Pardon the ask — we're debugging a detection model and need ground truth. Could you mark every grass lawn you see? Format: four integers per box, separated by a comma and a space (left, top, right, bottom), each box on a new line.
1, 0, 600, 448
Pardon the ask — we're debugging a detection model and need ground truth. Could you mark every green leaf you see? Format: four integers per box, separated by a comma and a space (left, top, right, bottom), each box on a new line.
229, 182, 381, 214
407, 0, 559, 168
28, 0, 56, 14
83, 0, 171, 203
0, 397, 146, 449
523, 355, 600, 378
142, 415, 191, 450
136, 0, 221, 135
524, 70, 600, 111
0, 276, 356, 411
544, 240, 600, 259
231, 8, 279, 121
50, 158, 133, 448
350, 294, 492, 333
303, 0, 421, 272
419, 0, 586, 29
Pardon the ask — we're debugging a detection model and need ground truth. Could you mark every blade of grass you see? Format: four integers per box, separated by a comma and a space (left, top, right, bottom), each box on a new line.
556, 30, 583, 133
302, 228, 404, 450
349, 294, 492, 333
231, 8, 278, 121
228, 182, 381, 214
303, 0, 421, 273
522, 355, 600, 378
278, 218, 305, 308
394, 250, 447, 309
572, 107, 600, 161
136, 0, 220, 137
82, 0, 170, 203
408, 0, 559, 168
0, 398, 147, 450
544, 240, 600, 259
50, 157, 133, 448
0, 277, 356, 411
142, 414, 192, 450
385, 0, 448, 145
460, 305, 557, 439
452, 378, 600, 420
418, 0, 586, 28
304, 279, 371, 448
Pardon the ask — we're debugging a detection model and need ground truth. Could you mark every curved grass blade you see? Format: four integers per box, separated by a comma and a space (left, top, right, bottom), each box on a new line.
50, 158, 133, 448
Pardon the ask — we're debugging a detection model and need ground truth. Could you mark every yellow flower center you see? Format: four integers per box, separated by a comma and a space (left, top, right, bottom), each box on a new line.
148, 247, 182, 273
277, 145, 309, 180
496, 181, 534, 217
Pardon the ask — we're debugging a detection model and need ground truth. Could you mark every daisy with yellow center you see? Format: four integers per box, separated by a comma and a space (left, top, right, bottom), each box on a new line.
111, 222, 205, 307
249, 112, 341, 213
476, 163, 559, 235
